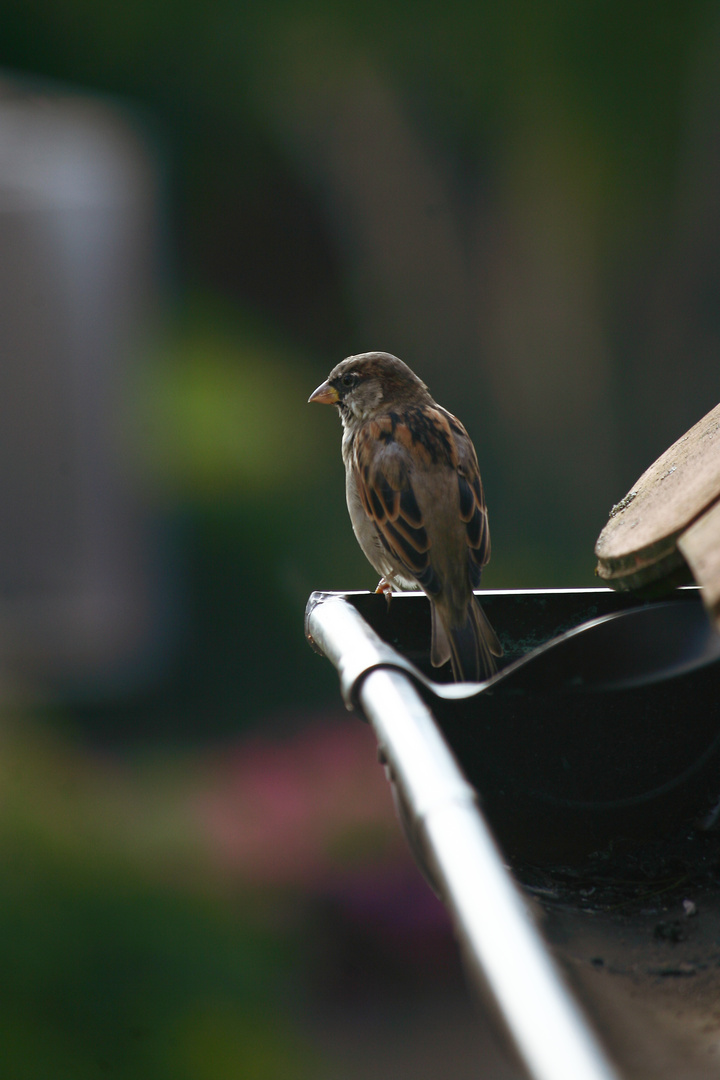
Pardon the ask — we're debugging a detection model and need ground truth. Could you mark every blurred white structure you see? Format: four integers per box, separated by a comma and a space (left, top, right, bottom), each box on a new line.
0, 75, 162, 694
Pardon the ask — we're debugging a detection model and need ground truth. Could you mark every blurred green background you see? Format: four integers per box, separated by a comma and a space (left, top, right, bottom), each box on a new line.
1, 2, 720, 1076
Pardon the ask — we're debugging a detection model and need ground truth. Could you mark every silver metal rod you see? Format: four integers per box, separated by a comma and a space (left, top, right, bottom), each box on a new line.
360, 669, 619, 1080
306, 595, 621, 1080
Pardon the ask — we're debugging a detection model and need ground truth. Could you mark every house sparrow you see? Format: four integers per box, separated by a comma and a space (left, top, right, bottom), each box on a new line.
309, 351, 502, 681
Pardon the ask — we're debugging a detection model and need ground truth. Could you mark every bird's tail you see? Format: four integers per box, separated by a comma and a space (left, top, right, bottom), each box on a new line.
431, 595, 503, 682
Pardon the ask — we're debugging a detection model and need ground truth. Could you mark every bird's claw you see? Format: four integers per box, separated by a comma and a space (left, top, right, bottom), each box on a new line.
375, 578, 393, 609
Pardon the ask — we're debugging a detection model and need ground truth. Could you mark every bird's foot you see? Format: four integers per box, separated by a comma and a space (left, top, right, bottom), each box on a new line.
375, 578, 394, 609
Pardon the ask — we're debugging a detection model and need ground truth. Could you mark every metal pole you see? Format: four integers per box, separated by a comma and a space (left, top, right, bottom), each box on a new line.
307, 595, 621, 1080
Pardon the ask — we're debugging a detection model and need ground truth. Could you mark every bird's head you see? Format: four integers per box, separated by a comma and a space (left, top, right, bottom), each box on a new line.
308, 352, 430, 422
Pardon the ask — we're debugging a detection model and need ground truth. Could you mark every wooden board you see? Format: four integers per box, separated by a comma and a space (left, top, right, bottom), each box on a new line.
678, 499, 720, 626
595, 402, 720, 594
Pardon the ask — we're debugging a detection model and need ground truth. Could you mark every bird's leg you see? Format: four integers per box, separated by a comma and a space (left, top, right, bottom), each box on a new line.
375, 577, 394, 609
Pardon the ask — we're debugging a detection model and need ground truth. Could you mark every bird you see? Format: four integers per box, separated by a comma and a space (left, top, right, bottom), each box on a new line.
308, 351, 502, 681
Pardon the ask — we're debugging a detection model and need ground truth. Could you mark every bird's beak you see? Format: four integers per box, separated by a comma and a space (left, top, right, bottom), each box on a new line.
308, 380, 339, 405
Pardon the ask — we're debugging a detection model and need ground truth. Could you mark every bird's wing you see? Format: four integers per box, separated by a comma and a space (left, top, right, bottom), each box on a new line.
351, 411, 443, 594
441, 409, 491, 584
351, 405, 490, 592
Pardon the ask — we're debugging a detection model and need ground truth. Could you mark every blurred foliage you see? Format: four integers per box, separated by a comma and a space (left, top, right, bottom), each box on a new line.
0, 709, 406, 1078
102, 297, 364, 742
0, 738, 314, 1080
5, 2, 716, 339
131, 299, 327, 500
0, 869, 319, 1080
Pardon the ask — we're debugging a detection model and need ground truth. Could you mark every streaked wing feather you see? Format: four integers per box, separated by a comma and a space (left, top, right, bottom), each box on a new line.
450, 414, 491, 579
353, 419, 441, 594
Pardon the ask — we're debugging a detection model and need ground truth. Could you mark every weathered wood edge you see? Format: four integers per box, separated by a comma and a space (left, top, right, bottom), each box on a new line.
595, 403, 720, 569
595, 538, 687, 591
595, 401, 720, 592
677, 498, 720, 629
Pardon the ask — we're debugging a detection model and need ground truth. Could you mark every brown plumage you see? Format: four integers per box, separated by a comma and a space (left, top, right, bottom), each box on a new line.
309, 351, 502, 681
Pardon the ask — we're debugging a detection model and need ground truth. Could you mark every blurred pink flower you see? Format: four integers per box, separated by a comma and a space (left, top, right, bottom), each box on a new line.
194, 712, 403, 887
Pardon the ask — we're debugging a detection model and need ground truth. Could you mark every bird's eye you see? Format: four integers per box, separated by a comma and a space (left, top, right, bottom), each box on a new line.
340, 373, 358, 389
